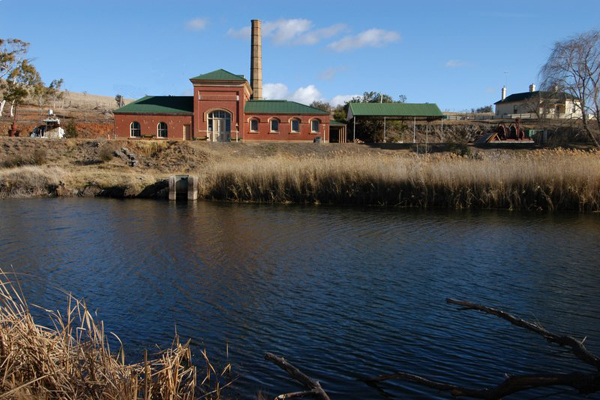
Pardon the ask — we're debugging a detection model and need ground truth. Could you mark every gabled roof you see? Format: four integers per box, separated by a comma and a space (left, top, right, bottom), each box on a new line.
495, 91, 577, 105
114, 96, 193, 114
347, 103, 444, 120
190, 69, 246, 82
245, 100, 330, 115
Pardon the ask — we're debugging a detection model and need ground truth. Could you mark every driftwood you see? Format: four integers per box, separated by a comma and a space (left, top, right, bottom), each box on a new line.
265, 352, 330, 400
363, 298, 600, 399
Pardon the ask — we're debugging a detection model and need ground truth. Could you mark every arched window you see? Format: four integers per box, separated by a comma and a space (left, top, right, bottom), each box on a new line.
250, 119, 259, 132
270, 118, 280, 133
130, 121, 141, 137
291, 119, 300, 133
311, 119, 320, 133
208, 110, 231, 133
157, 122, 168, 138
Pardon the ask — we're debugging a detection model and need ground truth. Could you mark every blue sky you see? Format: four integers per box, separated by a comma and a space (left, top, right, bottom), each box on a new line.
1, 0, 599, 111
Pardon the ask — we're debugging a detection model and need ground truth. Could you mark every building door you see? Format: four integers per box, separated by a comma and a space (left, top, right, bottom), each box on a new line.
208, 110, 231, 142
183, 124, 191, 141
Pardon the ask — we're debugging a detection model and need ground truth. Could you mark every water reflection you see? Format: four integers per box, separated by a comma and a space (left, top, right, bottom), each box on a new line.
0, 199, 599, 398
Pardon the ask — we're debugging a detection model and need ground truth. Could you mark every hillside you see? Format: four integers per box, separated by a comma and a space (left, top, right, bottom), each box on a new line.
0, 91, 134, 139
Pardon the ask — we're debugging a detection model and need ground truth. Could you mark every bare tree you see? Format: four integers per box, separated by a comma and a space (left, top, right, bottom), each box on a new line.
115, 94, 125, 108
540, 30, 600, 147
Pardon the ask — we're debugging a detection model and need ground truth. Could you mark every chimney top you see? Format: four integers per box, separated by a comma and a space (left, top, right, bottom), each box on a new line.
501, 86, 507, 101
529, 84, 536, 92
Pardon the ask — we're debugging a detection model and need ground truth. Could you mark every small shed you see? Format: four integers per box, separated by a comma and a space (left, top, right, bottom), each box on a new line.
329, 120, 348, 143
347, 103, 445, 142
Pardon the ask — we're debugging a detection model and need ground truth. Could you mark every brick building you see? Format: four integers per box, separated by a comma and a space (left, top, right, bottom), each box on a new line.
114, 20, 332, 142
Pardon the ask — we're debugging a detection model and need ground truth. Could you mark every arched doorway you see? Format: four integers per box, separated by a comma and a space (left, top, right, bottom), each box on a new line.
208, 110, 231, 142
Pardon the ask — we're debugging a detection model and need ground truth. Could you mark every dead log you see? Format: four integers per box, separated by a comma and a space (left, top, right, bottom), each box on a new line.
362, 299, 600, 399
265, 352, 330, 400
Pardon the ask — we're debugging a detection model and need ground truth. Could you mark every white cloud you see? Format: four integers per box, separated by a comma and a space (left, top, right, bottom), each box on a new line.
264, 82, 359, 108
227, 26, 250, 39
263, 19, 313, 45
328, 29, 400, 52
318, 66, 348, 81
186, 18, 208, 31
228, 19, 345, 46
331, 94, 359, 107
445, 60, 469, 68
290, 85, 323, 105
263, 83, 290, 100
263, 83, 323, 105
296, 24, 347, 45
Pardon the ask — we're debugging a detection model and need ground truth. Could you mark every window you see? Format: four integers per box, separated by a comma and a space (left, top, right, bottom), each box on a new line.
270, 119, 279, 133
157, 122, 168, 138
250, 119, 259, 132
130, 121, 141, 137
208, 110, 232, 132
291, 119, 300, 133
311, 120, 320, 133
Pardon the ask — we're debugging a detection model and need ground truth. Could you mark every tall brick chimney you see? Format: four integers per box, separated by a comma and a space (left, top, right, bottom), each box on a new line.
250, 20, 262, 100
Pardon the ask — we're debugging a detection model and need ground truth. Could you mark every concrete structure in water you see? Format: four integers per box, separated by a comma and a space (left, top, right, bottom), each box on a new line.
114, 20, 332, 143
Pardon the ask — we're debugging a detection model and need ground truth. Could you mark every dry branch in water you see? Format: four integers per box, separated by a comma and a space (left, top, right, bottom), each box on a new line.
265, 352, 330, 399
0, 269, 229, 399
363, 299, 600, 399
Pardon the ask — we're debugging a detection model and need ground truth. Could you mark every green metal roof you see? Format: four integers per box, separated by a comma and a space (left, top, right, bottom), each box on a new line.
114, 96, 193, 114
190, 69, 246, 81
347, 103, 444, 119
330, 120, 347, 126
245, 100, 330, 115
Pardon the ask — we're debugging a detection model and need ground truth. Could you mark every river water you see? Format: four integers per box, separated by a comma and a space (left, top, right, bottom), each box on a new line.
1, 198, 599, 398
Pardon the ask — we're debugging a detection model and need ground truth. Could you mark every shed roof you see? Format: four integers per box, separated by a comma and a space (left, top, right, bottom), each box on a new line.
330, 120, 347, 126
114, 96, 194, 114
190, 69, 246, 82
245, 100, 329, 115
347, 103, 444, 120
494, 90, 577, 105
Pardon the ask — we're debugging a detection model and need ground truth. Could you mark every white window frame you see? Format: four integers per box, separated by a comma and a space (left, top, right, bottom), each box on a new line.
270, 118, 280, 133
291, 119, 300, 133
157, 122, 168, 138
250, 119, 259, 132
130, 121, 141, 137
310, 119, 320, 133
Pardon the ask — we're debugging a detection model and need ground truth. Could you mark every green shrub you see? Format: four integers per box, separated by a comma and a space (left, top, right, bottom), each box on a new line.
64, 119, 78, 138
98, 144, 115, 162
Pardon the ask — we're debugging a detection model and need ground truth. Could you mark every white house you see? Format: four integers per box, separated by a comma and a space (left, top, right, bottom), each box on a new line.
494, 84, 582, 119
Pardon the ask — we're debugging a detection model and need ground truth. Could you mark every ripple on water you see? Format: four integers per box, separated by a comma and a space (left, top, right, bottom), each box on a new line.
0, 199, 599, 398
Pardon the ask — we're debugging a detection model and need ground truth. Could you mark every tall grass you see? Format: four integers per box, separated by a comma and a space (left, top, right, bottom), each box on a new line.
0, 270, 231, 399
197, 149, 600, 211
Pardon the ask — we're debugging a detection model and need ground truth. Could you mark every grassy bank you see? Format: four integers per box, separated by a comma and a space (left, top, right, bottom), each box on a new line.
0, 138, 599, 211
197, 149, 600, 211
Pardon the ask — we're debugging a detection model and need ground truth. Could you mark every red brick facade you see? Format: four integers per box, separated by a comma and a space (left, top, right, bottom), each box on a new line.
244, 115, 328, 142
114, 72, 331, 142
114, 114, 193, 140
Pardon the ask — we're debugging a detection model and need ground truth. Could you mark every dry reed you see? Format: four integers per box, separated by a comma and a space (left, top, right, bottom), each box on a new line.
197, 149, 600, 211
0, 270, 231, 399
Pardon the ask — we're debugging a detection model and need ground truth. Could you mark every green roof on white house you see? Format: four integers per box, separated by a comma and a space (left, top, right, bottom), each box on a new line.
113, 96, 193, 114
190, 69, 246, 81
245, 100, 330, 115
347, 103, 444, 120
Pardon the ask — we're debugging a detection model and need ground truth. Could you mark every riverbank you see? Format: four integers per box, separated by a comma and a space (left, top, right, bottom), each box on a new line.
0, 138, 598, 211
